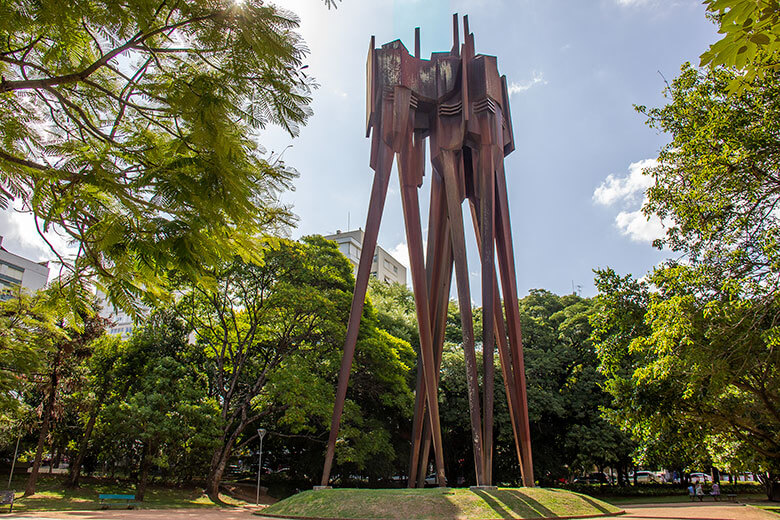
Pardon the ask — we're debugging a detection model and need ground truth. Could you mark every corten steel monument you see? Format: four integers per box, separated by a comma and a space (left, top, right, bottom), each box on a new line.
321, 15, 534, 489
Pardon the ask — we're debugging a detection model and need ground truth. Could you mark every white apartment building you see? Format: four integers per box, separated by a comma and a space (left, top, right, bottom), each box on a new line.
98, 296, 136, 338
0, 236, 50, 299
323, 229, 407, 285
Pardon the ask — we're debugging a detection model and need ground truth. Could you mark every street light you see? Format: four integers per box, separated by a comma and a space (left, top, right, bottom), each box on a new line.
256, 429, 267, 506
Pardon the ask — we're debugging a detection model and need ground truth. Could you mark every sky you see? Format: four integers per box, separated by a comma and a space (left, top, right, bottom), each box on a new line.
0, 0, 719, 300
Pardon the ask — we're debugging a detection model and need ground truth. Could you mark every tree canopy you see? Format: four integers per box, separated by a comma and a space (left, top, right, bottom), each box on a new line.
0, 0, 313, 311
594, 63, 780, 499
701, 0, 780, 86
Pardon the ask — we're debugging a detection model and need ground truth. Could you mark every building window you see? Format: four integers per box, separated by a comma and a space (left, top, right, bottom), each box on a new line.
393, 265, 398, 273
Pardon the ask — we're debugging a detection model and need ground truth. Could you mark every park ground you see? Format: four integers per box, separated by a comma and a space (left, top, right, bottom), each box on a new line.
0, 502, 779, 520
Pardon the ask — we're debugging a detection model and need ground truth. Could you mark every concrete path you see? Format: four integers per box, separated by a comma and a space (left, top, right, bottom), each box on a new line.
622, 502, 778, 520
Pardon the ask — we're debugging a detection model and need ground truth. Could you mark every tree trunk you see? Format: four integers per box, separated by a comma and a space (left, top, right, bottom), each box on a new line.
67, 395, 103, 487
205, 424, 246, 504
136, 443, 151, 501
25, 356, 61, 497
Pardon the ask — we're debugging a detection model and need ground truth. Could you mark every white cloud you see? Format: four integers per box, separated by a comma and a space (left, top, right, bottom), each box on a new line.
615, 0, 650, 5
0, 206, 75, 263
594, 158, 668, 244
615, 209, 665, 243
508, 71, 547, 96
593, 158, 656, 207
388, 242, 410, 270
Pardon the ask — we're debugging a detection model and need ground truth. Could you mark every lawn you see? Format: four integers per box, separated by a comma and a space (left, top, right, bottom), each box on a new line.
4, 474, 247, 512
259, 487, 622, 519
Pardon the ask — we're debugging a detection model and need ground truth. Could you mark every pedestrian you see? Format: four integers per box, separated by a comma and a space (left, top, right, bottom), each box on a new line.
696, 482, 704, 501
688, 483, 695, 501
710, 482, 720, 501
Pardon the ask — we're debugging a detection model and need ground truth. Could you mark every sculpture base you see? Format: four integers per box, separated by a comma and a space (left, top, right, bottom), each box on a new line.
469, 485, 498, 491
313, 485, 332, 490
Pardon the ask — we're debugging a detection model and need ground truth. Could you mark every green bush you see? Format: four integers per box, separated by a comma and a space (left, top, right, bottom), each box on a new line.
558, 482, 761, 497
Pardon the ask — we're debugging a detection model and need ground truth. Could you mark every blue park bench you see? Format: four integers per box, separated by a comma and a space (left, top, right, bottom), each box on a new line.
98, 493, 137, 509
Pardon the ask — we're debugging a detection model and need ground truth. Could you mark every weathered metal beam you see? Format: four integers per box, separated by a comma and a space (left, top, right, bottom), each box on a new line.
320, 141, 394, 487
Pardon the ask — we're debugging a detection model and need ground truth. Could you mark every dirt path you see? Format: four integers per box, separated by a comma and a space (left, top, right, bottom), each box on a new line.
621, 501, 778, 520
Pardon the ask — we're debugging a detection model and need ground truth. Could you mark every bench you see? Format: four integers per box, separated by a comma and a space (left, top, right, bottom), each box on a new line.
1, 490, 14, 513
726, 493, 738, 502
98, 493, 137, 509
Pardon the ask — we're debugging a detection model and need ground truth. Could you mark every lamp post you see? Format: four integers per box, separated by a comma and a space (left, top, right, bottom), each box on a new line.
256, 429, 267, 506
7, 432, 20, 487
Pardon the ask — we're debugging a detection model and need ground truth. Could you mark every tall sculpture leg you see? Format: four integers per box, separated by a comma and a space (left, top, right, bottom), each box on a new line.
440, 148, 486, 486
408, 167, 450, 488
398, 140, 446, 487
494, 161, 534, 486
415, 238, 453, 488
320, 142, 394, 487
468, 197, 527, 485
477, 142, 496, 485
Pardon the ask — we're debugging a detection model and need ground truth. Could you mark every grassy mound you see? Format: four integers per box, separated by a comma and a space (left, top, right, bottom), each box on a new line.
258, 487, 622, 519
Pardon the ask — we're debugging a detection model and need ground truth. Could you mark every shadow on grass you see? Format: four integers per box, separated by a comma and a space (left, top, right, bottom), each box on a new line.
574, 493, 613, 514
504, 490, 557, 518
471, 489, 562, 519
471, 489, 520, 519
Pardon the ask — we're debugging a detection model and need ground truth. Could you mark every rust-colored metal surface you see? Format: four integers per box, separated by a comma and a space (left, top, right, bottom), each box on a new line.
321, 14, 534, 488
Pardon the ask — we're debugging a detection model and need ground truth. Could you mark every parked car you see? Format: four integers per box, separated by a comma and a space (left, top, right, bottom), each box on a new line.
629, 470, 658, 483
424, 473, 448, 486
690, 472, 712, 482
574, 473, 612, 484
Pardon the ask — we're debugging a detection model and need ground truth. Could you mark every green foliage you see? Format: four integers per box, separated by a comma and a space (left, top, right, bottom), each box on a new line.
701, 0, 780, 88
97, 311, 220, 484
0, 0, 314, 312
437, 291, 632, 486
595, 60, 780, 498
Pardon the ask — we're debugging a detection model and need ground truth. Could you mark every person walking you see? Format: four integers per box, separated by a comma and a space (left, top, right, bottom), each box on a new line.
695, 482, 704, 501
688, 483, 696, 501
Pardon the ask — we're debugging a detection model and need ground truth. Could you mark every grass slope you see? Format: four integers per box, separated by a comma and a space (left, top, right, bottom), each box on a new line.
259, 487, 621, 519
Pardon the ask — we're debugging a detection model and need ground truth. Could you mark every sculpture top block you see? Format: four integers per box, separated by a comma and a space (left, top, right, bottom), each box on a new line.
366, 15, 515, 157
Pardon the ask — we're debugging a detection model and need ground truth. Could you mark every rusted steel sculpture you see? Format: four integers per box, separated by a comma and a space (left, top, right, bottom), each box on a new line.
321, 15, 534, 488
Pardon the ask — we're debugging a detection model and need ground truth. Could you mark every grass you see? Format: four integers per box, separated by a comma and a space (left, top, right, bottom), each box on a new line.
259, 487, 622, 519
748, 502, 780, 517
3, 474, 247, 512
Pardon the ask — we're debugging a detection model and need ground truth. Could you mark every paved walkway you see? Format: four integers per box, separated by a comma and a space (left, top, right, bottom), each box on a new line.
621, 502, 777, 520
2, 502, 777, 520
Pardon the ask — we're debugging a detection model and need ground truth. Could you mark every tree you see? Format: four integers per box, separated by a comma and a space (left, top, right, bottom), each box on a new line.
0, 283, 108, 496
592, 64, 780, 499
66, 334, 123, 487
179, 236, 356, 501
0, 0, 313, 311
97, 311, 219, 499
700, 0, 780, 86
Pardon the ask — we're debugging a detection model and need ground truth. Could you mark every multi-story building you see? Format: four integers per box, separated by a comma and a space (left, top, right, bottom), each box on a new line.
323, 229, 407, 285
98, 296, 136, 338
0, 236, 50, 299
